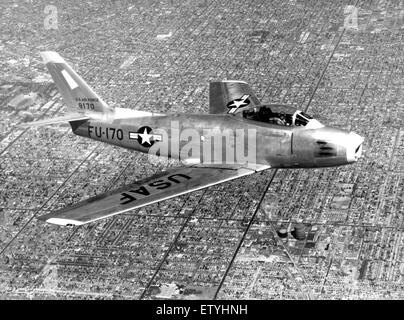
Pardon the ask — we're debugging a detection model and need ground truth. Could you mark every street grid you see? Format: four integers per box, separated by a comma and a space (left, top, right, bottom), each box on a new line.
0, 0, 403, 299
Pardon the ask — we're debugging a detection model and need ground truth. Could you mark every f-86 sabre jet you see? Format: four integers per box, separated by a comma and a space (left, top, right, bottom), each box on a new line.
23, 52, 364, 226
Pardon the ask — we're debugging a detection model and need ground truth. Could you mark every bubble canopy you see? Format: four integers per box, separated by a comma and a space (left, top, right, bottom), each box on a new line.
238, 104, 323, 128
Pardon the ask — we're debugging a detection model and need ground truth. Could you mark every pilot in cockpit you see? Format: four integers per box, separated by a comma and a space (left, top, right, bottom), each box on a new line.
267, 110, 293, 126
255, 106, 287, 125
268, 111, 286, 126
242, 105, 295, 126
241, 104, 322, 129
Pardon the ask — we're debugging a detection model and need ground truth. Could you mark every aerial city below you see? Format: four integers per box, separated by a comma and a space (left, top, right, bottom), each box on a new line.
0, 0, 403, 300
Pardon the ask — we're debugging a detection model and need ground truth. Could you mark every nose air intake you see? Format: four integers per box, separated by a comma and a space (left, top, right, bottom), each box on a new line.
346, 132, 364, 163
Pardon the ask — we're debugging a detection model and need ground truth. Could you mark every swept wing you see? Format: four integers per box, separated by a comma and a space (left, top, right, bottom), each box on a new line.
38, 164, 270, 226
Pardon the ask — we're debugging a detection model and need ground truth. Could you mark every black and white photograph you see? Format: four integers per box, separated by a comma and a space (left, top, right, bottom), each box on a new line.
0, 0, 403, 306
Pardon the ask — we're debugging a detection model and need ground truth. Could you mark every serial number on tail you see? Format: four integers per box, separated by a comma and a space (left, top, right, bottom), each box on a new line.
78, 102, 95, 110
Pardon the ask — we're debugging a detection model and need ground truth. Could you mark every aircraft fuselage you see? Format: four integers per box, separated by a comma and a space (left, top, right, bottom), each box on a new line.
70, 112, 363, 169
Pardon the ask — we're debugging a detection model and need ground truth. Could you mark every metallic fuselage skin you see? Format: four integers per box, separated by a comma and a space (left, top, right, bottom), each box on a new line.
70, 113, 362, 169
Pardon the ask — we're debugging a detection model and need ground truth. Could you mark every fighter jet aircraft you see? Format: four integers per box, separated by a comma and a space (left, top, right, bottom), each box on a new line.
23, 52, 364, 226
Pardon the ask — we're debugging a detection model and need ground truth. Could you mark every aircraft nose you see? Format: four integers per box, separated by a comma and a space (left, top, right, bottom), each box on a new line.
346, 132, 364, 163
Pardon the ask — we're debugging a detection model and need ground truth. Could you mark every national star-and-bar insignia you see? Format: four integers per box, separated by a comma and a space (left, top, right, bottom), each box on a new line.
129, 126, 162, 147
226, 94, 251, 113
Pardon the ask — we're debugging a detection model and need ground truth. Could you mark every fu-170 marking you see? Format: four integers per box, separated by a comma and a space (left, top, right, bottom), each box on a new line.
21, 52, 364, 226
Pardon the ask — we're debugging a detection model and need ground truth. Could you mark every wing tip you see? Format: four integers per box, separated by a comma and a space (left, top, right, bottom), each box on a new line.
221, 80, 248, 84
40, 51, 65, 64
209, 80, 248, 84
38, 215, 84, 226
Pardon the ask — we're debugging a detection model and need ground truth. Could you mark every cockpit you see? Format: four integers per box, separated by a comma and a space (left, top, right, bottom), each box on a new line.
240, 104, 323, 128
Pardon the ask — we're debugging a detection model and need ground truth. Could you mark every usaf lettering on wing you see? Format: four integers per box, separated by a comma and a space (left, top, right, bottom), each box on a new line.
120, 173, 191, 205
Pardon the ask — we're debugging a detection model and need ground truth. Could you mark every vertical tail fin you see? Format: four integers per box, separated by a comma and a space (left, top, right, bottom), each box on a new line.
40, 51, 113, 115
209, 80, 261, 114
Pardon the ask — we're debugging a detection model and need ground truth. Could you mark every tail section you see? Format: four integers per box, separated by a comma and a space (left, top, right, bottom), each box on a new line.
40, 51, 113, 115
18, 51, 160, 129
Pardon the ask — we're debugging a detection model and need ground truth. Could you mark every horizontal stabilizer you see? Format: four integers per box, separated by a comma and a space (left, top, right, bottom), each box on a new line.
19, 113, 90, 128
